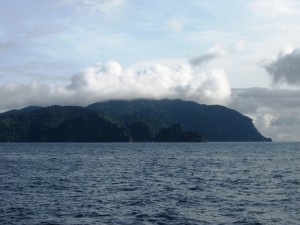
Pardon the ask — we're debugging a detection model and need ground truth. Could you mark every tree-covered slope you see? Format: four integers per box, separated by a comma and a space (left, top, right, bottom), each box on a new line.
88, 99, 271, 142
0, 106, 132, 142
47, 112, 130, 142
0, 106, 90, 142
0, 99, 272, 142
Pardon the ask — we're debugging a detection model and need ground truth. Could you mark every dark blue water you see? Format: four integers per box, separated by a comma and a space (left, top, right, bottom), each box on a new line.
0, 143, 299, 225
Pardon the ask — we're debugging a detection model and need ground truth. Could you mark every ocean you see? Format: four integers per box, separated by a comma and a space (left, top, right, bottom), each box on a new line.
0, 142, 299, 225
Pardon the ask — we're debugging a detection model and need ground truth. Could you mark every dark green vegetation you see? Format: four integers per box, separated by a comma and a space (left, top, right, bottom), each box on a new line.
87, 99, 271, 142
0, 106, 130, 142
0, 99, 271, 142
155, 123, 207, 142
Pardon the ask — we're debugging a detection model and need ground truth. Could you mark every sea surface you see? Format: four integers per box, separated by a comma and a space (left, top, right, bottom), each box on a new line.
0, 142, 299, 225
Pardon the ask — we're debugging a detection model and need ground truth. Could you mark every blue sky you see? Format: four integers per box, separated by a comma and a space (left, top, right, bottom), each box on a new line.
1, 0, 300, 141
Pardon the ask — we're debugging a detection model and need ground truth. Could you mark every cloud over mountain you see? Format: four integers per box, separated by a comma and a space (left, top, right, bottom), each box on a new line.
0, 55, 231, 112
68, 60, 230, 104
1, 55, 299, 141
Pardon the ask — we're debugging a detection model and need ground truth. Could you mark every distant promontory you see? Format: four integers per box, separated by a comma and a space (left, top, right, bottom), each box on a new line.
0, 99, 272, 142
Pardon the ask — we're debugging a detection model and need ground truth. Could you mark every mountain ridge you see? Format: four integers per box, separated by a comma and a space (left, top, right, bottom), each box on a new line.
0, 99, 272, 142
87, 99, 271, 142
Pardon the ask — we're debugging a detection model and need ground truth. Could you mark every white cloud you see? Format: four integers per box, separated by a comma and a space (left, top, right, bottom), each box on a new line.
281, 44, 294, 55
0, 57, 231, 112
68, 59, 231, 104
0, 81, 73, 111
254, 111, 300, 142
254, 113, 275, 129
248, 0, 300, 17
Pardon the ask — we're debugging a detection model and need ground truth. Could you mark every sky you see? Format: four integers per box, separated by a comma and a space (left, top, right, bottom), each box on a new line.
0, 0, 300, 141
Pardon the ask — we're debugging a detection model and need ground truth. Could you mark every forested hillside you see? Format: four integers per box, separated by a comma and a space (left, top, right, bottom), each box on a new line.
0, 99, 272, 142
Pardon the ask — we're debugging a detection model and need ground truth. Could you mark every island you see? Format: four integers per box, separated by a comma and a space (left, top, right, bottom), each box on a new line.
0, 99, 272, 142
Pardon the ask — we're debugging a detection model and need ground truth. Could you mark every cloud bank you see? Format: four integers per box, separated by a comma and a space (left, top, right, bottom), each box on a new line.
229, 46, 300, 141
230, 88, 300, 141
0, 56, 231, 112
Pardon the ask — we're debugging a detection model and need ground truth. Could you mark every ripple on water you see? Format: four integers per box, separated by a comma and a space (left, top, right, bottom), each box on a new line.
0, 142, 299, 225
